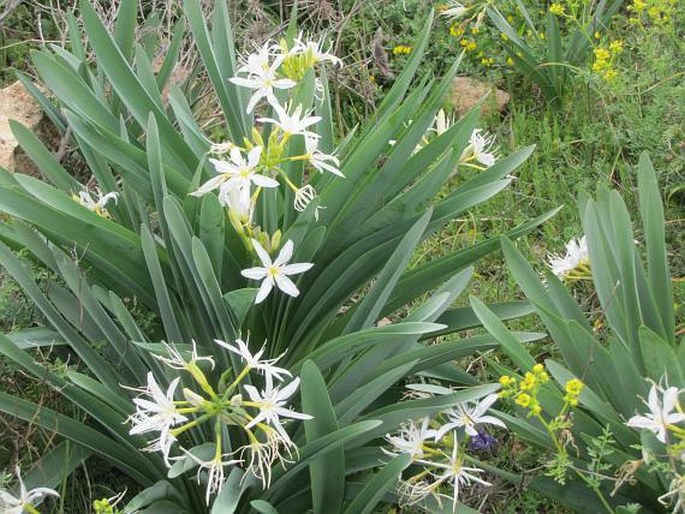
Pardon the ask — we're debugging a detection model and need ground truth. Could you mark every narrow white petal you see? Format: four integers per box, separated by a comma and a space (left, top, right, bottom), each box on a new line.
275, 274, 299, 297
255, 278, 274, 303
241, 267, 268, 280
281, 262, 314, 275
251, 239, 273, 267
274, 240, 294, 266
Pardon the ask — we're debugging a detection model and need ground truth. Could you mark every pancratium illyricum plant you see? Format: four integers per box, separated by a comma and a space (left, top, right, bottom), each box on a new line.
126, 338, 310, 503
0, 4, 547, 513
385, 390, 505, 511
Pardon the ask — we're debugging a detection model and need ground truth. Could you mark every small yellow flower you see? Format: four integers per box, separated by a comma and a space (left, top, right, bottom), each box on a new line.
506, 56, 514, 66
565, 379, 584, 396
507, 15, 514, 22
500, 33, 509, 41
499, 375, 513, 387
549, 3, 565, 16
470, 26, 479, 35
531, 404, 542, 415
515, 393, 532, 408
450, 24, 465, 37
609, 40, 624, 54
594, 31, 601, 39
532, 364, 545, 374
603, 68, 618, 81
392, 45, 412, 56
539, 31, 546, 40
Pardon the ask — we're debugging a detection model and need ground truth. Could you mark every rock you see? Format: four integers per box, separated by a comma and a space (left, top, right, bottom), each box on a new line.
0, 80, 44, 175
450, 76, 510, 117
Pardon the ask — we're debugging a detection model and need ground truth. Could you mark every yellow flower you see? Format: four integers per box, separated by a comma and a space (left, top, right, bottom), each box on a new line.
565, 379, 584, 396
506, 56, 514, 66
392, 45, 412, 56
470, 26, 480, 35
531, 403, 542, 415
520, 372, 536, 391
499, 375, 513, 387
532, 364, 545, 374
594, 31, 601, 39
549, 3, 565, 16
515, 393, 532, 408
461, 39, 477, 52
450, 24, 465, 37
603, 68, 618, 81
609, 40, 624, 54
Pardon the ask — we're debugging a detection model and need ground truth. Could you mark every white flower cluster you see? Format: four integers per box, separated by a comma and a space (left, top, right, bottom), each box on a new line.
126, 338, 311, 504
384, 393, 505, 511
547, 235, 591, 281
193, 34, 343, 224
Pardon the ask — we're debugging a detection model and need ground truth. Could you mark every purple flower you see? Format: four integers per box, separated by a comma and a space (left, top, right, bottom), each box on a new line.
469, 430, 496, 452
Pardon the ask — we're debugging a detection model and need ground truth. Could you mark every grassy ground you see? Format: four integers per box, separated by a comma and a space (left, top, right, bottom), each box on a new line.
0, 0, 682, 512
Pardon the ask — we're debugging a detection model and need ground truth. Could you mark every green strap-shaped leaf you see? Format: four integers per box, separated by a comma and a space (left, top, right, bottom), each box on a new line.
345, 210, 431, 333
301, 361, 345, 514
637, 152, 674, 343
342, 454, 411, 514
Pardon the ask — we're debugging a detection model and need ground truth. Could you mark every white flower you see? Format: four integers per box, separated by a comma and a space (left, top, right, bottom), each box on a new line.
209, 140, 236, 155
439, 2, 468, 20
384, 417, 436, 460
74, 189, 119, 217
192, 146, 278, 197
548, 236, 590, 279
658, 475, 685, 513
304, 136, 343, 177
241, 239, 314, 304
214, 338, 291, 388
127, 373, 188, 465
291, 35, 343, 67
183, 450, 242, 505
0, 466, 59, 514
460, 129, 498, 167
230, 44, 296, 113
217, 182, 252, 221
257, 103, 321, 138
153, 341, 215, 371
293, 184, 317, 213
433, 109, 455, 136
626, 383, 685, 443
434, 394, 506, 440
243, 377, 312, 443
422, 438, 490, 513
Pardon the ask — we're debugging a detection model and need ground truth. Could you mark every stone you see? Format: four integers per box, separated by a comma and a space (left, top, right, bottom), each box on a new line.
0, 80, 44, 174
450, 76, 511, 117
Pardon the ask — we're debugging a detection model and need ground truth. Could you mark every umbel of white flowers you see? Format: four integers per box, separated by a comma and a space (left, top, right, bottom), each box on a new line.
125, 338, 311, 504
384, 393, 506, 512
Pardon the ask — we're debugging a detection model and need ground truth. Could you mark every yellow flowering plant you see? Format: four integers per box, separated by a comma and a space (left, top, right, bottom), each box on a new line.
472, 155, 682, 512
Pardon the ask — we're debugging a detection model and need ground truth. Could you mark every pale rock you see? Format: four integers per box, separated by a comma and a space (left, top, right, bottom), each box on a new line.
450, 76, 510, 117
0, 80, 44, 174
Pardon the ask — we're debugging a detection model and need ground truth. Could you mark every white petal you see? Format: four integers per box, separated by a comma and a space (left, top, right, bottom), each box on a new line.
281, 262, 314, 275
251, 239, 272, 267
241, 267, 268, 280
255, 278, 274, 304
251, 174, 280, 188
274, 274, 299, 297
274, 240, 294, 266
